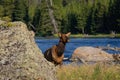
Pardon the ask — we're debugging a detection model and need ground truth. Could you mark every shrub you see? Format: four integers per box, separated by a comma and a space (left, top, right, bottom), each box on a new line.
1, 16, 12, 22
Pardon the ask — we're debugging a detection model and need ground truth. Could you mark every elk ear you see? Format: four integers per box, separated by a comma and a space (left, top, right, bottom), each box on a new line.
58, 33, 61, 37
66, 32, 71, 37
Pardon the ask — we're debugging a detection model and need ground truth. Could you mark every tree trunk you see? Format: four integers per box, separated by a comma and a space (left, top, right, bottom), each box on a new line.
46, 0, 58, 33
38, 0, 42, 4
82, 27, 85, 34
50, 0, 53, 6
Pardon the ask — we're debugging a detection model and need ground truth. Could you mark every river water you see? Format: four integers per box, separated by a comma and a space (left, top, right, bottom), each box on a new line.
35, 38, 120, 60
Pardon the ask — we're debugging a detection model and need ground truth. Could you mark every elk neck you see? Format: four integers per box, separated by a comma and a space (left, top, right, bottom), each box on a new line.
56, 40, 66, 57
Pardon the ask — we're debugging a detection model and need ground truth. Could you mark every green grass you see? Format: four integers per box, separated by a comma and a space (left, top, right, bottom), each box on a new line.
54, 33, 120, 38
57, 64, 120, 80
115, 34, 120, 38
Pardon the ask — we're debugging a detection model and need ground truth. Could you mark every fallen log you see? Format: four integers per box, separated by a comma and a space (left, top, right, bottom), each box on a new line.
97, 46, 120, 52
97, 45, 120, 63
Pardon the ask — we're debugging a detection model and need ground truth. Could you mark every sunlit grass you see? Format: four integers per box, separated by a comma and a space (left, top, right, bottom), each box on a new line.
57, 64, 120, 80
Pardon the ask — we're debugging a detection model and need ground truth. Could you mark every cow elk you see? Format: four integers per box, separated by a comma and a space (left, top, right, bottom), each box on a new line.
44, 32, 71, 66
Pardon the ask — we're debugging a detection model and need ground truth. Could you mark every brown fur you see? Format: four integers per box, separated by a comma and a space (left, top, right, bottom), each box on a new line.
112, 54, 120, 64
113, 54, 120, 61
44, 32, 71, 66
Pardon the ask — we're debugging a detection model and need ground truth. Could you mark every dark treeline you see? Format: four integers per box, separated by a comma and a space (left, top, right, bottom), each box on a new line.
0, 0, 120, 36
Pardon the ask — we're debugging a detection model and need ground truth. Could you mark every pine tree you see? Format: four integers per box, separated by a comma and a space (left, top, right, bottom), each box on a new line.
108, 0, 120, 33
0, 5, 4, 17
12, 0, 25, 21
32, 6, 42, 35
62, 0, 67, 7
23, 6, 30, 25
32, 0, 54, 36
0, 0, 14, 18
23, 0, 31, 27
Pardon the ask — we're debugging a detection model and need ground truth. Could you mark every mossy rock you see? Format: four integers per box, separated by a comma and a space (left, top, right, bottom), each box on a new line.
0, 21, 57, 80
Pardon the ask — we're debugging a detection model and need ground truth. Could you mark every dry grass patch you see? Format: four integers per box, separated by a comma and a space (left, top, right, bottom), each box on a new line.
57, 64, 120, 80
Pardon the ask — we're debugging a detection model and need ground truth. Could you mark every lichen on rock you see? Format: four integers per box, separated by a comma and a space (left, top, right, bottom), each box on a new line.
0, 20, 57, 80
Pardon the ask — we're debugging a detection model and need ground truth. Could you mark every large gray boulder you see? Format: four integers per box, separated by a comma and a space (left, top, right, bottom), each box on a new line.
70, 46, 113, 62
0, 21, 57, 80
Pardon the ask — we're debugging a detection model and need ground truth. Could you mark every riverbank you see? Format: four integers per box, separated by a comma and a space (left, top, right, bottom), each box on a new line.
57, 63, 120, 80
53, 33, 120, 38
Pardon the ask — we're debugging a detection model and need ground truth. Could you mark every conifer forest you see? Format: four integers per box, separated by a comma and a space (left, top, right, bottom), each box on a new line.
0, 0, 120, 36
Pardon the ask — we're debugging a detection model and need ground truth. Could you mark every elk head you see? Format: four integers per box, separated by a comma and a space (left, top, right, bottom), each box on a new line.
58, 32, 71, 43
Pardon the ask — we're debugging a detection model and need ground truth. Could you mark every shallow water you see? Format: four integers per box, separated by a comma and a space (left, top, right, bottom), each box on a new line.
35, 38, 120, 63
